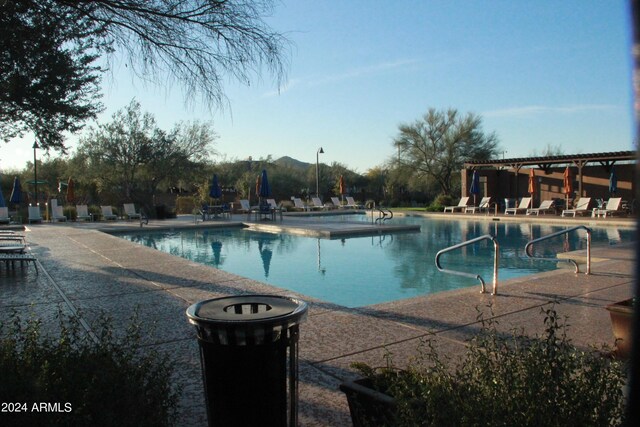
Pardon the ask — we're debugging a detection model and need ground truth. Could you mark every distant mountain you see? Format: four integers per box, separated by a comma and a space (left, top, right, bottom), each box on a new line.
274, 156, 311, 170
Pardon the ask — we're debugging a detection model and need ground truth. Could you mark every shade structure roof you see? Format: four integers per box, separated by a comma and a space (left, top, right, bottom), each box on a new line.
464, 151, 635, 170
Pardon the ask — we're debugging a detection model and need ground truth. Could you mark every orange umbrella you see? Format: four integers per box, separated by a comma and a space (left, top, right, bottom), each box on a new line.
563, 166, 573, 208
527, 169, 536, 195
66, 177, 75, 204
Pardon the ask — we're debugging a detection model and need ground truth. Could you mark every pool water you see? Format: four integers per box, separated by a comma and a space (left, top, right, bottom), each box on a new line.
116, 216, 634, 307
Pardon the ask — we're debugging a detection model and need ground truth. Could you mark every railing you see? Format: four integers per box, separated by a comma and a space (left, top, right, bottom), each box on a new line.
140, 210, 149, 227
435, 234, 500, 295
375, 207, 393, 224
524, 225, 591, 274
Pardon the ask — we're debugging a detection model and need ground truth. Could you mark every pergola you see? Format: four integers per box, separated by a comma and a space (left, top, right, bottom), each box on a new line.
464, 150, 636, 197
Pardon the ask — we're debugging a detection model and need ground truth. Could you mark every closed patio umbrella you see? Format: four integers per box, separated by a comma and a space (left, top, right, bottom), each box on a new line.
469, 170, 480, 206
0, 175, 6, 208
563, 166, 573, 208
339, 175, 346, 202
259, 169, 271, 200
66, 177, 75, 204
609, 166, 617, 195
9, 176, 22, 206
528, 169, 536, 196
209, 174, 222, 200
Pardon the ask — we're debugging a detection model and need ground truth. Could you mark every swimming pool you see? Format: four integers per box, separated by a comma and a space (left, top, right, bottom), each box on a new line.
116, 216, 634, 307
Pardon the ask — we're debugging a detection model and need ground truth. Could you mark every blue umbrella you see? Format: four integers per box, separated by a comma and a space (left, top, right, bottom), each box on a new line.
609, 166, 617, 195
259, 169, 271, 198
0, 175, 6, 208
9, 176, 22, 205
469, 170, 480, 205
209, 174, 222, 199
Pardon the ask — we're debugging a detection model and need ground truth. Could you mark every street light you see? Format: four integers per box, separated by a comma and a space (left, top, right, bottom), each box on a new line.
316, 147, 324, 197
32, 141, 39, 206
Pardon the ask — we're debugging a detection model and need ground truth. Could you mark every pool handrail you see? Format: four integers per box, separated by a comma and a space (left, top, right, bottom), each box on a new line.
435, 234, 499, 295
524, 225, 591, 275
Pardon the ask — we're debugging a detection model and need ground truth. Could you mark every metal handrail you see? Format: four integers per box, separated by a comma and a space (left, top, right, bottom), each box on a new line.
435, 234, 500, 295
374, 207, 393, 224
524, 225, 591, 275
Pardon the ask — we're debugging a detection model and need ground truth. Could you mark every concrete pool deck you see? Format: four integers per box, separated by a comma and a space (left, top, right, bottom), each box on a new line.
0, 213, 636, 426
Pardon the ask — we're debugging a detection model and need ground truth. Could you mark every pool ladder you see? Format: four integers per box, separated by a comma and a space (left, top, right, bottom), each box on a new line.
525, 225, 591, 275
435, 225, 592, 296
436, 235, 500, 295
369, 202, 393, 224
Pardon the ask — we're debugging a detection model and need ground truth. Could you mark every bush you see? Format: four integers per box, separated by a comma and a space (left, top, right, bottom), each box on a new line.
0, 309, 178, 426
353, 305, 627, 427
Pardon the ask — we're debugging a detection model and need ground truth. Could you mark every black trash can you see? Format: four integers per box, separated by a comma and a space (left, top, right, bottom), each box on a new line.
186, 295, 308, 427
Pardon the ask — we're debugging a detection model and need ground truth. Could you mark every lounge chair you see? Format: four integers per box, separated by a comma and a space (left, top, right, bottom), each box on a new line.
238, 199, 254, 219
0, 237, 26, 253
330, 197, 343, 208
293, 198, 309, 211
123, 203, 141, 220
310, 197, 327, 210
526, 200, 555, 216
28, 206, 43, 224
0, 207, 10, 224
505, 197, 531, 215
76, 205, 92, 221
100, 205, 118, 221
594, 197, 624, 217
561, 197, 591, 217
345, 196, 363, 209
0, 253, 38, 273
267, 199, 284, 219
444, 196, 470, 213
52, 205, 67, 222
465, 197, 492, 214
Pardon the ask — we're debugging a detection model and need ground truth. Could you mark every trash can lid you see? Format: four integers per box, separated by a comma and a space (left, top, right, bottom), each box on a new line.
186, 295, 308, 345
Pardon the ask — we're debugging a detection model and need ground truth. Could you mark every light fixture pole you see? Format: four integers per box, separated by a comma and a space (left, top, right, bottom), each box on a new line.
32, 141, 39, 206
316, 147, 324, 197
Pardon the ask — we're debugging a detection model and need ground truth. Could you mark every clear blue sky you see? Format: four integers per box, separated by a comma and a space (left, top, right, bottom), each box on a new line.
0, 0, 634, 173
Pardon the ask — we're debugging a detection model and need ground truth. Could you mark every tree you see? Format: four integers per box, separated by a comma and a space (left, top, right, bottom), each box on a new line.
2, 0, 288, 151
77, 99, 216, 202
393, 108, 500, 196
0, 0, 104, 150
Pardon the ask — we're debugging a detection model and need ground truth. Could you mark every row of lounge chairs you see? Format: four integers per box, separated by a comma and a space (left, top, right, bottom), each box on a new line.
444, 196, 626, 217
18, 203, 142, 224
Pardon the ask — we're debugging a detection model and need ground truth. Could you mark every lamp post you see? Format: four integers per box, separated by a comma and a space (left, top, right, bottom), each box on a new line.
32, 141, 39, 206
316, 147, 324, 197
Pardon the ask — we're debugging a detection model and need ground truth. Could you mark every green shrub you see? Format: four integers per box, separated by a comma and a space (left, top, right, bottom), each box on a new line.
0, 309, 178, 427
353, 305, 627, 427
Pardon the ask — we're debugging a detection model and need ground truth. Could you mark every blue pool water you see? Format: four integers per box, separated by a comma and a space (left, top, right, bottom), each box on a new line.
116, 216, 634, 307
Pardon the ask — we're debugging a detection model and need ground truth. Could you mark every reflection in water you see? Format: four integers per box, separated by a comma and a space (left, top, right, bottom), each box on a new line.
116, 218, 634, 308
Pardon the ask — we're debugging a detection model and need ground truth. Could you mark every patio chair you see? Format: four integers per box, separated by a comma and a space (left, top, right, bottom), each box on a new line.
267, 199, 284, 219
561, 197, 591, 217
464, 197, 492, 214
330, 197, 343, 209
0, 252, 38, 273
293, 197, 309, 211
345, 196, 363, 209
238, 199, 254, 219
123, 203, 141, 220
52, 205, 67, 222
100, 205, 118, 221
311, 197, 327, 210
76, 205, 92, 221
505, 197, 531, 215
526, 199, 555, 216
444, 196, 470, 213
28, 206, 43, 224
0, 207, 10, 224
593, 197, 624, 217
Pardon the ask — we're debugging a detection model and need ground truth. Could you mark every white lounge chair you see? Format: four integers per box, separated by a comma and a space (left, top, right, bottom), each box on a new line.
28, 206, 43, 224
561, 197, 591, 217
52, 205, 67, 222
0, 207, 10, 224
310, 197, 327, 210
330, 197, 343, 208
123, 203, 141, 220
267, 198, 284, 219
505, 197, 531, 215
526, 200, 555, 216
444, 196, 470, 213
293, 197, 309, 211
100, 205, 118, 221
594, 197, 623, 217
465, 197, 492, 214
345, 196, 363, 209
76, 205, 91, 221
